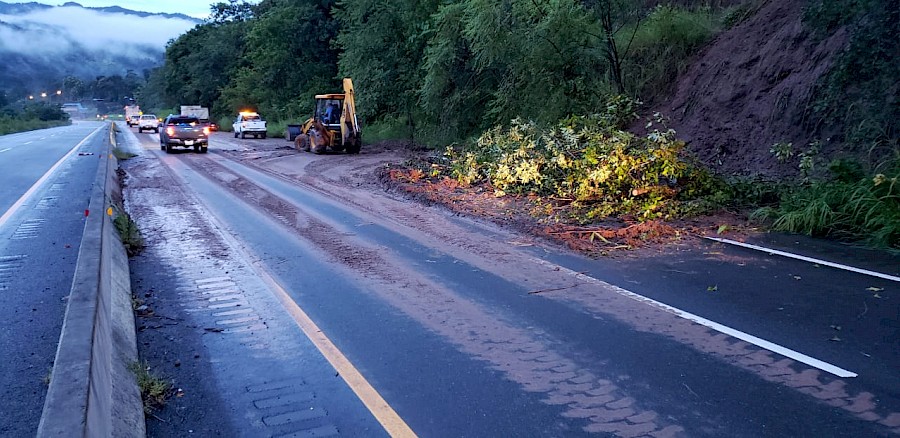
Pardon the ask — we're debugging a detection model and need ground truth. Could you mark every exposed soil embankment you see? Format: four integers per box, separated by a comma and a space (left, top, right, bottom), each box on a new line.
652, 0, 849, 178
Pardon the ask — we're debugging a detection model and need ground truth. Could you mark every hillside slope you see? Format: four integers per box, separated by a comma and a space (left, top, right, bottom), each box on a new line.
653, 1, 850, 178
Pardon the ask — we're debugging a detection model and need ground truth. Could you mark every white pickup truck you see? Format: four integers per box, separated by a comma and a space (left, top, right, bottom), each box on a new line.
137, 114, 159, 133
232, 112, 267, 139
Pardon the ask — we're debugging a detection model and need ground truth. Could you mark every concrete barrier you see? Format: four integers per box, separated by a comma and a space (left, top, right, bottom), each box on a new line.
37, 123, 145, 437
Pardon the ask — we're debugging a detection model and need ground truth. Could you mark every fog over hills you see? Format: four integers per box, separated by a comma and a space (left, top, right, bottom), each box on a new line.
0, 1, 199, 92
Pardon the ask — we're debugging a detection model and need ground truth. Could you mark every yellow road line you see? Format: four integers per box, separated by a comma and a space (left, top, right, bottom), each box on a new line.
159, 154, 417, 437
0, 125, 103, 229
254, 268, 418, 437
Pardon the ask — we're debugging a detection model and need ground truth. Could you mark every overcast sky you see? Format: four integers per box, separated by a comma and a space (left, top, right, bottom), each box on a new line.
7, 1, 219, 18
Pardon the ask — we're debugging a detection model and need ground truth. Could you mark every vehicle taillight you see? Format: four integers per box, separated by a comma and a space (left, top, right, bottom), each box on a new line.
166, 125, 175, 136
203, 126, 210, 135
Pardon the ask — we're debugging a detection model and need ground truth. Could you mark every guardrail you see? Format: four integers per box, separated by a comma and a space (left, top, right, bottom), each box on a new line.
37, 122, 145, 437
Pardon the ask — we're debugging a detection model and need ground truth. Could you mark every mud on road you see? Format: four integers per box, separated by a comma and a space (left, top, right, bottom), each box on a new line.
205, 135, 899, 434
119, 130, 899, 436
217, 136, 752, 259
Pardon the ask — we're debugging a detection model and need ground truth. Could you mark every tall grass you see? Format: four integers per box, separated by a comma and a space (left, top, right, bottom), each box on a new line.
127, 361, 171, 415
753, 154, 900, 249
265, 119, 289, 139
619, 6, 721, 103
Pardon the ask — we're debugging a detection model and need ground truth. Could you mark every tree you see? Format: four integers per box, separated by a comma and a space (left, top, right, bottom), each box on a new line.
209, 0, 255, 24
335, 0, 440, 125
156, 20, 249, 115
221, 0, 340, 120
420, 0, 614, 135
62, 76, 86, 101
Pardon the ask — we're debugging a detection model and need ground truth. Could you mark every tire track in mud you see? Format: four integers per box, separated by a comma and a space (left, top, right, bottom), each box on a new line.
353, 190, 900, 432
183, 154, 685, 436
209, 152, 900, 435
122, 157, 356, 437
377, 199, 900, 433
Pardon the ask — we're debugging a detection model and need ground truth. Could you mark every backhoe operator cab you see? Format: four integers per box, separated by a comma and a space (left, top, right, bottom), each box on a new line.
320, 100, 341, 125
293, 78, 361, 155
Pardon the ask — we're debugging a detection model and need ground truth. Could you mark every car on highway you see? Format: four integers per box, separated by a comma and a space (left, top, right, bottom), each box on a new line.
233, 111, 267, 139
159, 115, 209, 153
137, 114, 160, 133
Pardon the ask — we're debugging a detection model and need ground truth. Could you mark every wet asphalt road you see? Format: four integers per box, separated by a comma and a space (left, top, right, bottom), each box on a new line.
122, 127, 899, 437
0, 122, 107, 436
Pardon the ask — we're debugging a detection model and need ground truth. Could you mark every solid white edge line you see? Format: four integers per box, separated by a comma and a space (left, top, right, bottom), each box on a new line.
0, 125, 104, 229
535, 259, 858, 378
705, 236, 900, 282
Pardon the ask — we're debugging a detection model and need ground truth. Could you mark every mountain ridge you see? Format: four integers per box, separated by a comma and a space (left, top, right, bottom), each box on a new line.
0, 1, 199, 93
0, 1, 199, 21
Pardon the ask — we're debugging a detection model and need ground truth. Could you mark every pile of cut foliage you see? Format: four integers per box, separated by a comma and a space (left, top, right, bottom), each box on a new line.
386, 97, 739, 251
438, 97, 722, 222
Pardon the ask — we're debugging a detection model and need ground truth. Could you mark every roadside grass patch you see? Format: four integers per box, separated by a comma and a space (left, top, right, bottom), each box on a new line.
0, 117, 69, 135
364, 116, 415, 144
266, 120, 288, 139
113, 212, 144, 256
753, 153, 900, 249
112, 147, 136, 160
128, 361, 172, 415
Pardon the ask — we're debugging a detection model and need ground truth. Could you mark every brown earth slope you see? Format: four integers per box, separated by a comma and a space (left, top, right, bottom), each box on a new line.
653, 0, 849, 178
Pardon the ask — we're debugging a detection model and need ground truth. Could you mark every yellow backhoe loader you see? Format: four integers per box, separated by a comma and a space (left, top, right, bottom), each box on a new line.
287, 78, 361, 154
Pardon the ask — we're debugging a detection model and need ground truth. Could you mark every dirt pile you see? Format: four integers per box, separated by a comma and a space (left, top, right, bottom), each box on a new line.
652, 0, 849, 178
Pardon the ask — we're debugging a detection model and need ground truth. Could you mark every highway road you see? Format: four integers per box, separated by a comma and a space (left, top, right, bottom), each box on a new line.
0, 122, 108, 436
120, 126, 898, 437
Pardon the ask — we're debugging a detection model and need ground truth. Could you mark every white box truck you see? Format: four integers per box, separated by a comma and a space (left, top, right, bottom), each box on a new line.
180, 105, 210, 121
125, 105, 141, 126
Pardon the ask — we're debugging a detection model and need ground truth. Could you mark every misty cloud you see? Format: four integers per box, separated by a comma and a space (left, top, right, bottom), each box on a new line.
0, 3, 199, 90
0, 5, 196, 56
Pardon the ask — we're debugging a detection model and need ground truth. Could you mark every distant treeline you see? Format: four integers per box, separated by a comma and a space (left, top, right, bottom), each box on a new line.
0, 92, 70, 135
6, 72, 147, 118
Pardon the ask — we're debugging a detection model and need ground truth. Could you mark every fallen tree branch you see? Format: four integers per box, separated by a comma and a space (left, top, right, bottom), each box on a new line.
528, 283, 580, 295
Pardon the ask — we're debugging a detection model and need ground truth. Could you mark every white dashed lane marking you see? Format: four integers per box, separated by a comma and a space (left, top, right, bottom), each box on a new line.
705, 237, 900, 282
536, 259, 858, 378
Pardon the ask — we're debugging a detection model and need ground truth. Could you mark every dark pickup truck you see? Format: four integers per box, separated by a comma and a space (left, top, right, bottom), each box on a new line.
159, 115, 209, 153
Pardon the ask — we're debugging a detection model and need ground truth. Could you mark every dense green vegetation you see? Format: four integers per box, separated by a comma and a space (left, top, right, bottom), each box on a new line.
140, 0, 734, 141
804, 0, 898, 151
755, 152, 899, 248
0, 92, 70, 135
